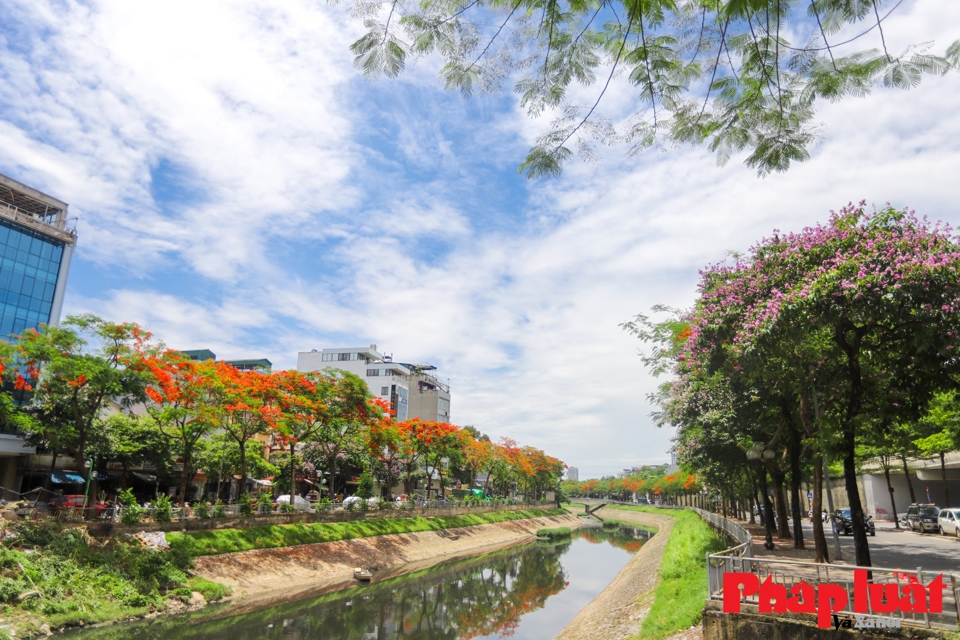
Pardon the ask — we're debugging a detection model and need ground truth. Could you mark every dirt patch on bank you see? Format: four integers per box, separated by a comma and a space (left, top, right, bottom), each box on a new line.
556, 508, 674, 640
193, 513, 582, 605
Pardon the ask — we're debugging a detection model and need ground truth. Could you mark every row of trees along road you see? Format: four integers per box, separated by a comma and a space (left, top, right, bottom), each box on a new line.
625, 204, 960, 567
0, 316, 565, 507
562, 468, 702, 502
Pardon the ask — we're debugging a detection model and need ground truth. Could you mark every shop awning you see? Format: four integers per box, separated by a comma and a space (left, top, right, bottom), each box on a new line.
50, 472, 86, 484
132, 472, 157, 483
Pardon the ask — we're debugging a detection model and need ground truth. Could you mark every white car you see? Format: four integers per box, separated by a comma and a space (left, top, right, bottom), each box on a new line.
937, 508, 960, 537
276, 495, 312, 512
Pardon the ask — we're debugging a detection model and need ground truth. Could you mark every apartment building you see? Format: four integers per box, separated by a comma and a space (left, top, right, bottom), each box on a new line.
297, 344, 451, 423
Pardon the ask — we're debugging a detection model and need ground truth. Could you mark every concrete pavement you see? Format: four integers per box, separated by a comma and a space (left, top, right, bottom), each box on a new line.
800, 519, 960, 575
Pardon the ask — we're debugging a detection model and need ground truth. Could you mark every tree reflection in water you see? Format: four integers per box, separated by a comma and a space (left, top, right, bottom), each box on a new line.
62, 526, 647, 640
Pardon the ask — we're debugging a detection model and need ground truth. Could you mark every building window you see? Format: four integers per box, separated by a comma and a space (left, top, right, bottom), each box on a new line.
366, 369, 379, 376
0, 220, 64, 336
381, 386, 389, 395
338, 352, 352, 361
322, 353, 335, 361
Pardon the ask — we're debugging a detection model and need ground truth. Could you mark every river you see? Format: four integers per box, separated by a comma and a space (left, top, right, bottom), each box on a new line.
64, 525, 651, 640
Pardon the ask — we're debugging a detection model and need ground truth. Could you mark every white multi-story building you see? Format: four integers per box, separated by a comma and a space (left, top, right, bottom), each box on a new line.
566, 467, 579, 481
297, 345, 451, 423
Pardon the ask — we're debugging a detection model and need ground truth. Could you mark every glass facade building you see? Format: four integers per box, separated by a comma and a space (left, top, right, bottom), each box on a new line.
0, 172, 75, 340
0, 219, 65, 335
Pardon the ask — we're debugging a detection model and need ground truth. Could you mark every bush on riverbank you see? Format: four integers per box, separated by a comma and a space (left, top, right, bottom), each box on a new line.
608, 505, 725, 640
0, 520, 231, 635
535, 527, 571, 539
169, 508, 567, 557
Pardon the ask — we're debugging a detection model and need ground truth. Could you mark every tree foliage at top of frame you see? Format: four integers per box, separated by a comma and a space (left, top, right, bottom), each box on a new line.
338, 0, 960, 177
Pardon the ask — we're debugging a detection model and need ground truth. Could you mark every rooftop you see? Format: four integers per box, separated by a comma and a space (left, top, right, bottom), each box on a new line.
0, 172, 76, 244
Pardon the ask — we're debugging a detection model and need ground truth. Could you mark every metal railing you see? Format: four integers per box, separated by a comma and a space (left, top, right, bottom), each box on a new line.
707, 553, 960, 630
597, 500, 753, 557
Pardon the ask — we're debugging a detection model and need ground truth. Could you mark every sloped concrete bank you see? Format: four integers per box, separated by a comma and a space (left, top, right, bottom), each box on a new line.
192, 512, 583, 606
556, 508, 674, 640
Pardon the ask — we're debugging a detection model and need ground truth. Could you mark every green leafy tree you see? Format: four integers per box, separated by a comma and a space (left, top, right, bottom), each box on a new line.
913, 391, 960, 508
0, 316, 151, 508
342, 0, 959, 177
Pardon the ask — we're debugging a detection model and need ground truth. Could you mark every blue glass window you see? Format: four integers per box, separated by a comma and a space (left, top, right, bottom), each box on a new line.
0, 219, 64, 338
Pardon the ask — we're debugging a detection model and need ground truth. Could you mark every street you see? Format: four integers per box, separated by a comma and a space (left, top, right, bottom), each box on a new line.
800, 520, 960, 575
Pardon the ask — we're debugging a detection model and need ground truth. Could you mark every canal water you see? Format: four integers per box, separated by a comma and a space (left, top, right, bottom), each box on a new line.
65, 525, 651, 640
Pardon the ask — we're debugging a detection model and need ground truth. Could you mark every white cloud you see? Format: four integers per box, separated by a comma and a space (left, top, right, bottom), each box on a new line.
3, 0, 960, 478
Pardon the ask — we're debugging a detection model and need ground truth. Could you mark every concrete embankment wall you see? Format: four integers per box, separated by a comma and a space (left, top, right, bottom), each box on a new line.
86, 503, 546, 537
192, 512, 582, 604
556, 508, 674, 640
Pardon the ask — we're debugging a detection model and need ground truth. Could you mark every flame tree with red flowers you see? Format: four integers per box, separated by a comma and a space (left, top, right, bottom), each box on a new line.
274, 369, 380, 499
217, 364, 281, 496
138, 351, 222, 506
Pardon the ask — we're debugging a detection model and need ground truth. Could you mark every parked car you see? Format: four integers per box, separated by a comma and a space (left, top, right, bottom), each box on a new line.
831, 508, 876, 536
275, 495, 312, 512
49, 494, 107, 516
937, 508, 960, 537
906, 503, 941, 533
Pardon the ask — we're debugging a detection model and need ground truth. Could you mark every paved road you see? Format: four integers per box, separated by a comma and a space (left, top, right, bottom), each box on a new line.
802, 520, 960, 575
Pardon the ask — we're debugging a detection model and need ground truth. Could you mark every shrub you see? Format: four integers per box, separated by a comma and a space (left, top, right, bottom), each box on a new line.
278, 503, 295, 514
536, 527, 571, 540
118, 489, 143, 525
356, 471, 374, 499
194, 501, 209, 519
602, 520, 620, 529
153, 494, 173, 523
212, 501, 226, 518
237, 494, 253, 517
188, 576, 232, 602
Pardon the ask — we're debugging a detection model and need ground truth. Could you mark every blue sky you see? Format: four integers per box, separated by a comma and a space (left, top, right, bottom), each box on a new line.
1, 0, 959, 479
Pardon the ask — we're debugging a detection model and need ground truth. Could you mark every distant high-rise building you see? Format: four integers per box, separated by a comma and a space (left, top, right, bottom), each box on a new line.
0, 172, 76, 335
566, 467, 579, 481
179, 349, 272, 371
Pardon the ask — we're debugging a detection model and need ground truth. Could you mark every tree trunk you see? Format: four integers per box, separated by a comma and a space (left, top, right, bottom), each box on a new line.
882, 458, 899, 529
748, 477, 757, 524
788, 423, 805, 549
940, 452, 950, 508
238, 437, 248, 496
44, 450, 58, 494
811, 456, 829, 563
178, 444, 193, 507
842, 424, 871, 567
290, 440, 298, 501
767, 465, 792, 539
758, 467, 776, 547
900, 454, 916, 503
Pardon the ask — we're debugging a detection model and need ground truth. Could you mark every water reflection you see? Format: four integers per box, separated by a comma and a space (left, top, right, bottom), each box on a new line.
66, 526, 650, 640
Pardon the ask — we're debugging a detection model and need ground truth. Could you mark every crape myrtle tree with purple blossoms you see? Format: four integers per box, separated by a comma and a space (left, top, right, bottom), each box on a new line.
628, 203, 960, 567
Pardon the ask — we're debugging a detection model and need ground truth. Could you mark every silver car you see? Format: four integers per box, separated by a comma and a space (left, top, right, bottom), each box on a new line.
938, 508, 960, 537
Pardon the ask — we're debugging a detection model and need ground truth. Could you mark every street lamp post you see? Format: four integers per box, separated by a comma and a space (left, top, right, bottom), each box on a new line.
747, 442, 776, 550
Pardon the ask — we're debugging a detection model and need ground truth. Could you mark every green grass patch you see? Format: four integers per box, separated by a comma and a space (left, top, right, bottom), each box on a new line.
187, 576, 232, 602
168, 509, 565, 557
535, 527, 571, 540
606, 505, 726, 640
